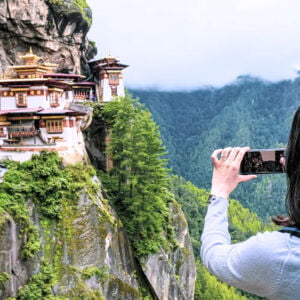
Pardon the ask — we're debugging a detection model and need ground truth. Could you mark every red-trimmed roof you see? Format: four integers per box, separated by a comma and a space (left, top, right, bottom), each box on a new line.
72, 82, 96, 86
44, 73, 83, 78
0, 107, 85, 116
7, 84, 31, 88
36, 108, 75, 115
0, 107, 43, 115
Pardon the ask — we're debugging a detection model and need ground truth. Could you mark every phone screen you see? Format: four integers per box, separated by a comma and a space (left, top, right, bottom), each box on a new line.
240, 148, 286, 174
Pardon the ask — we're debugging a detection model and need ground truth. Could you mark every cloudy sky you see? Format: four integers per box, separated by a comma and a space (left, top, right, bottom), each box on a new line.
87, 0, 300, 90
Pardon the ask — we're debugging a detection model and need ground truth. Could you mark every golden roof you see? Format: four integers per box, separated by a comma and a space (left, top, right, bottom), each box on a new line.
19, 47, 42, 65
104, 54, 117, 61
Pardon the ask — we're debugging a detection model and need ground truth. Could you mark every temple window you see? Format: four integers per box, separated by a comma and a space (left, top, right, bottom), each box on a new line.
46, 120, 63, 133
74, 89, 89, 100
49, 92, 60, 107
16, 92, 27, 107
0, 127, 5, 137
111, 86, 118, 96
109, 74, 119, 85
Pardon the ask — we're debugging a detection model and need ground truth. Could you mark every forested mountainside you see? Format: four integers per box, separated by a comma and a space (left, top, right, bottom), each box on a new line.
130, 76, 300, 219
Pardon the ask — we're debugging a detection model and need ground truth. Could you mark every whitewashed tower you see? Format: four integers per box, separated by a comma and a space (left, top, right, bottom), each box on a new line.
88, 56, 128, 102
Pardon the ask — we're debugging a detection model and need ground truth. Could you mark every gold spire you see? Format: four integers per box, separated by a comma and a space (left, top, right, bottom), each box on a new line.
19, 48, 41, 65
104, 52, 116, 60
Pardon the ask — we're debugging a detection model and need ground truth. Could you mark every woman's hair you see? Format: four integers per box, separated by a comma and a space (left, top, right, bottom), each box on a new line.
284, 106, 300, 227
271, 107, 300, 227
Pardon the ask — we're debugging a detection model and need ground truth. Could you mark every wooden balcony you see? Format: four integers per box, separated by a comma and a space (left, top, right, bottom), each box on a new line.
8, 126, 38, 138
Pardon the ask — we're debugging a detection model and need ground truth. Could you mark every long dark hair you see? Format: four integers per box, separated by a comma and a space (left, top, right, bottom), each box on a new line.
272, 106, 300, 227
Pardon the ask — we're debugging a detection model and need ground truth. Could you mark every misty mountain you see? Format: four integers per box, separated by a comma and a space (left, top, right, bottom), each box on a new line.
130, 76, 300, 218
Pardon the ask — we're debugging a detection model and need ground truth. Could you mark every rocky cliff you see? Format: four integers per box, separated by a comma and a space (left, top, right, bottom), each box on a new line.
83, 114, 196, 300
0, 154, 196, 299
0, 0, 96, 76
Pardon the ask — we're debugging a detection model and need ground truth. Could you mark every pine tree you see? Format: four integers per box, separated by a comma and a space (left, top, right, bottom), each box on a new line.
102, 95, 173, 257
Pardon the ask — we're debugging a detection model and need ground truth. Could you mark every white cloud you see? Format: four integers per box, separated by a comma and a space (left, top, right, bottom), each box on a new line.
87, 0, 300, 89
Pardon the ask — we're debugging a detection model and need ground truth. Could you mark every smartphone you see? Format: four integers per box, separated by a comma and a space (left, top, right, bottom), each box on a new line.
240, 148, 286, 175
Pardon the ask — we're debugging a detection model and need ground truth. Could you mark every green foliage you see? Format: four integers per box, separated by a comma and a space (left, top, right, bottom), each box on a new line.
84, 101, 104, 119
59, 266, 105, 300
0, 152, 110, 298
0, 151, 96, 263
195, 260, 248, 300
17, 262, 56, 300
99, 95, 175, 257
0, 272, 10, 289
19, 224, 41, 260
0, 166, 41, 259
81, 266, 109, 282
73, 0, 92, 25
46, 0, 92, 26
131, 77, 300, 219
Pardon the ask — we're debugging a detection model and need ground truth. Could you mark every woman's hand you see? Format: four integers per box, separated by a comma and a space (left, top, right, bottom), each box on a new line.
210, 147, 257, 199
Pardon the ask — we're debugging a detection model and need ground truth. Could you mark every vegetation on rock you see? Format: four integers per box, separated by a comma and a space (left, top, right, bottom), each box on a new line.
0, 152, 108, 298
93, 95, 176, 257
46, 0, 92, 26
0, 272, 10, 289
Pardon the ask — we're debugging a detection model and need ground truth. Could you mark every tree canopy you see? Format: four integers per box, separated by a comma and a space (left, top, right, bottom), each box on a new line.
131, 77, 300, 219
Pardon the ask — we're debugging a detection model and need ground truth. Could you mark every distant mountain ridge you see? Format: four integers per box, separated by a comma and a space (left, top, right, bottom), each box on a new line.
130, 76, 300, 218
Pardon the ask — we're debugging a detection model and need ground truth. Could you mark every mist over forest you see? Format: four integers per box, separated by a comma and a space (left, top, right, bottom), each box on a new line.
131, 75, 300, 219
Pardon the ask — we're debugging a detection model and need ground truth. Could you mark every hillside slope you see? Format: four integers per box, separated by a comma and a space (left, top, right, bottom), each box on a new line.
131, 76, 300, 218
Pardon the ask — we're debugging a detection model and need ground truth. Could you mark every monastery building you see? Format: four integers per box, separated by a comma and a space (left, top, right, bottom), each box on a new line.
0, 49, 128, 163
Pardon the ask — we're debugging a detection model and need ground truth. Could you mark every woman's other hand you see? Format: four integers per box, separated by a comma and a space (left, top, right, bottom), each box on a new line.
210, 147, 257, 199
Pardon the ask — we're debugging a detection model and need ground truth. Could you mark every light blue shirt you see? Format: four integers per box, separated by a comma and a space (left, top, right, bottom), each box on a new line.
200, 196, 300, 300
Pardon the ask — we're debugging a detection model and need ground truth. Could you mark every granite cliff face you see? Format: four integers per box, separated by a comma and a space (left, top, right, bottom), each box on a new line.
0, 176, 195, 299
0, 0, 96, 76
0, 177, 141, 299
141, 201, 196, 300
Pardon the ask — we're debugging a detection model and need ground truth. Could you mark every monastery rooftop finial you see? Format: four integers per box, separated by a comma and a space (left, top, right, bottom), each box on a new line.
19, 47, 41, 66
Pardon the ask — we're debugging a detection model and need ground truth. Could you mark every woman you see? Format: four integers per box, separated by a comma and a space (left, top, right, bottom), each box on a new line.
201, 107, 300, 299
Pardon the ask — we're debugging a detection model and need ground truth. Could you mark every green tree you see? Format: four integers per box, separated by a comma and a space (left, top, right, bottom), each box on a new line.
101, 95, 174, 257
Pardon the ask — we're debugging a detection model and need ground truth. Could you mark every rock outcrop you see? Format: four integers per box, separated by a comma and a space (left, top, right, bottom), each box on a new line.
0, 213, 38, 299
0, 177, 196, 299
142, 202, 196, 300
0, 0, 96, 76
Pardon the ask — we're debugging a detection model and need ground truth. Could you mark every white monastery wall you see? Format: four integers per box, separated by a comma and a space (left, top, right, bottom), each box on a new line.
27, 95, 46, 108
1, 97, 16, 110
117, 80, 125, 97
101, 79, 112, 102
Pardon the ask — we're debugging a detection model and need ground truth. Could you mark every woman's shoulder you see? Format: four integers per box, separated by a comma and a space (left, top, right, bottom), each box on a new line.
244, 230, 298, 253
